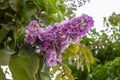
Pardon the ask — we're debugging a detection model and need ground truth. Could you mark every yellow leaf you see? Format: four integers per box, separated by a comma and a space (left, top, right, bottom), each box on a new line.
63, 64, 72, 73
76, 54, 80, 69
62, 76, 66, 80
65, 44, 79, 54
85, 61, 90, 72
80, 47, 94, 64
66, 73, 74, 80
80, 47, 88, 59
55, 72, 63, 80
86, 48, 94, 64
51, 64, 60, 74
62, 52, 75, 60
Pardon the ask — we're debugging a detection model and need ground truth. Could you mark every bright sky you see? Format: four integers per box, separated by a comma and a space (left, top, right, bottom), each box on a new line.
76, 0, 120, 31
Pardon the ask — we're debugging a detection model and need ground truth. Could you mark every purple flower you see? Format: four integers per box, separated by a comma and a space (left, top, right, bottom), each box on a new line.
25, 33, 36, 44
25, 14, 94, 67
46, 49, 62, 66
57, 55, 62, 63
71, 34, 79, 44
46, 49, 57, 67
25, 20, 44, 44
46, 56, 57, 67
26, 20, 41, 34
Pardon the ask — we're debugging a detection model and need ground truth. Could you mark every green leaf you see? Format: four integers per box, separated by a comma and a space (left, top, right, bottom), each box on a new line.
59, 5, 66, 14
16, 33, 25, 48
0, 0, 9, 9
9, 0, 19, 11
9, 54, 39, 80
0, 49, 10, 65
31, 0, 46, 9
21, 1, 38, 20
4, 37, 16, 54
9, 57, 31, 80
0, 28, 9, 43
108, 13, 120, 26
0, 67, 6, 80
56, 2, 66, 14
40, 71, 50, 80
56, 12, 63, 22
25, 6, 36, 19
45, 0, 58, 17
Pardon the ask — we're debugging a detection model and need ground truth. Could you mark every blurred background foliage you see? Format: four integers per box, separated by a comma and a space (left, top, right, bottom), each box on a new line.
68, 13, 120, 80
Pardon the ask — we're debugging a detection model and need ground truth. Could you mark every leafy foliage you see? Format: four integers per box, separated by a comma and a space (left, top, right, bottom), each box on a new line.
9, 54, 39, 80
91, 57, 120, 80
68, 13, 120, 80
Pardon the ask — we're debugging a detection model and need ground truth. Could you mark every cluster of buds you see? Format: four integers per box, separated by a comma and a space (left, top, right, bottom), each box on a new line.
25, 14, 94, 67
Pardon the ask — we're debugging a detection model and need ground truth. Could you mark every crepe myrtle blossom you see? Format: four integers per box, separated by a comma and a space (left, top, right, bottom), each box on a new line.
46, 49, 57, 67
25, 14, 94, 67
25, 20, 44, 44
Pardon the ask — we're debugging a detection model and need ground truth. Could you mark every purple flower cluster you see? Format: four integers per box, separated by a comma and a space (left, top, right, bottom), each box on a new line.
25, 14, 94, 67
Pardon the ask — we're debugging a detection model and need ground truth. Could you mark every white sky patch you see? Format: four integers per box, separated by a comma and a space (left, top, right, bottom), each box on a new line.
76, 0, 120, 31
1, 66, 12, 79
